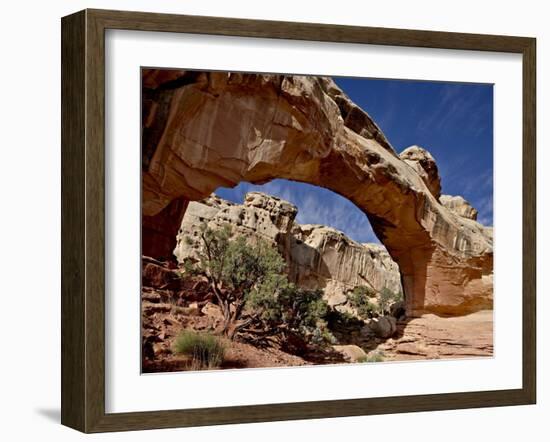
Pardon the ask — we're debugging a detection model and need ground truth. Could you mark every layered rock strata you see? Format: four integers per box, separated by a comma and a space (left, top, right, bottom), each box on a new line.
380, 310, 494, 360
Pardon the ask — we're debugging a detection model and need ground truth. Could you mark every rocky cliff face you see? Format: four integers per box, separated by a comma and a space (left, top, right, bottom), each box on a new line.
440, 194, 478, 220
143, 70, 493, 316
174, 192, 297, 264
288, 225, 401, 304
174, 192, 402, 305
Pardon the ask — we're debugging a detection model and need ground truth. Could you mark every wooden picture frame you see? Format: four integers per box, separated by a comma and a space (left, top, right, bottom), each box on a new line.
61, 8, 536, 433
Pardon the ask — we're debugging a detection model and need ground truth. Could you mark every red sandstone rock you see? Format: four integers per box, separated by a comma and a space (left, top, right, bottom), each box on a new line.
141, 71, 493, 317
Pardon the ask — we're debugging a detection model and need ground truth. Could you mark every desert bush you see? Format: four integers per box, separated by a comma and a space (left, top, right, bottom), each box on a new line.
379, 287, 404, 314
247, 285, 332, 344
350, 286, 403, 317
184, 223, 287, 338
173, 331, 225, 370
248, 286, 327, 330
310, 321, 338, 345
184, 223, 331, 344
349, 286, 378, 318
337, 309, 356, 323
358, 350, 385, 363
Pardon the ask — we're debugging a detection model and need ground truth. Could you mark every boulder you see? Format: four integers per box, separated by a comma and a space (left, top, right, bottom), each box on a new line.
369, 316, 397, 339
142, 259, 182, 290
325, 292, 348, 307
332, 345, 368, 362
390, 300, 406, 319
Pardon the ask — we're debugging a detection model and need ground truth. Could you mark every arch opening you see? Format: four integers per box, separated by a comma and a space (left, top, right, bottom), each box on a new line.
171, 178, 404, 311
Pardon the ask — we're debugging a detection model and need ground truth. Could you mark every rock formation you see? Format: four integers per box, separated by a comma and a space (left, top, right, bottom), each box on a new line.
174, 192, 402, 305
399, 145, 442, 199
440, 194, 478, 220
142, 70, 493, 316
143, 197, 188, 261
379, 310, 493, 360
331, 345, 368, 363
174, 192, 297, 265
289, 225, 402, 302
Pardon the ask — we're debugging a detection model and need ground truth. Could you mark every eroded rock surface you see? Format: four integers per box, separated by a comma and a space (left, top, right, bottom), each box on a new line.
289, 225, 402, 300
143, 70, 493, 316
399, 145, 442, 199
332, 345, 368, 363
440, 194, 479, 220
379, 310, 494, 360
174, 192, 402, 303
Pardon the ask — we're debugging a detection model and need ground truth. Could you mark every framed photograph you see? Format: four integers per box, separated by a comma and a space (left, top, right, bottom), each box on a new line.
61, 9, 536, 433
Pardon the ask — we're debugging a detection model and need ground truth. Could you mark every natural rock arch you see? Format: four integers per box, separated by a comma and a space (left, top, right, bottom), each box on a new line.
142, 70, 493, 317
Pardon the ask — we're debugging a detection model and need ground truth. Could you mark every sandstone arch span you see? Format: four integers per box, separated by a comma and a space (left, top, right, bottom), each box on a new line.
141, 70, 493, 317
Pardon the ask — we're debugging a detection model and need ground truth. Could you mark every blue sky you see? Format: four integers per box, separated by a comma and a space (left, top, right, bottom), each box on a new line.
216, 77, 493, 244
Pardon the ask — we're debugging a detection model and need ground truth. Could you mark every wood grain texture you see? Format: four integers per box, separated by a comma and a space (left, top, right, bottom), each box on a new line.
61, 10, 86, 431
89, 8, 532, 52
60, 8, 537, 433
85, 9, 107, 432
522, 38, 537, 403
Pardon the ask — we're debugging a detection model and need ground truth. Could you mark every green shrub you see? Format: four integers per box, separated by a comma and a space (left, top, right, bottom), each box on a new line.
349, 286, 377, 318
310, 321, 337, 345
379, 287, 404, 314
247, 284, 332, 345
350, 286, 404, 317
173, 331, 225, 370
358, 351, 385, 363
336, 310, 356, 324
186, 223, 331, 343
186, 223, 290, 338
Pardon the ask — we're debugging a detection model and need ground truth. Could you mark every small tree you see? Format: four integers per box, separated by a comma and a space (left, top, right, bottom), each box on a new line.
349, 285, 403, 317
185, 223, 329, 342
349, 285, 378, 318
379, 287, 403, 314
